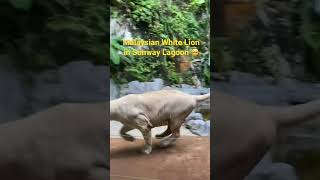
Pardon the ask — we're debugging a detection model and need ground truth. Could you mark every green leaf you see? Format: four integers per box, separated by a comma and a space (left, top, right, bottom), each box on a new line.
112, 39, 133, 52
119, 54, 132, 63
54, 0, 70, 9
50, 17, 93, 33
110, 48, 120, 64
9, 0, 33, 10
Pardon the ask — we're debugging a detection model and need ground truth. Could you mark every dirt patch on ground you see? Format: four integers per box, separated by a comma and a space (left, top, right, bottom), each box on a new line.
110, 137, 210, 180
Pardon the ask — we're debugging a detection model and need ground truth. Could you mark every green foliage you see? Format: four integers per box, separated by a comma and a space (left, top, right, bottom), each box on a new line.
110, 37, 133, 64
132, 0, 205, 39
154, 60, 195, 85
199, 51, 210, 84
190, 0, 205, 7
110, 48, 120, 65
288, 150, 320, 180
9, 0, 32, 10
213, 38, 234, 73
300, 1, 320, 78
158, 60, 184, 84
1, 0, 108, 70
222, 25, 285, 77
130, 0, 160, 25
116, 0, 208, 46
45, 1, 108, 62
124, 60, 154, 82
301, 2, 320, 50
111, 55, 195, 85
188, 0, 208, 17
112, 0, 210, 86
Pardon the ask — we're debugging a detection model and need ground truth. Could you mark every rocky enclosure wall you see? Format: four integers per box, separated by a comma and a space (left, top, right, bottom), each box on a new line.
0, 57, 108, 123
1, 55, 319, 122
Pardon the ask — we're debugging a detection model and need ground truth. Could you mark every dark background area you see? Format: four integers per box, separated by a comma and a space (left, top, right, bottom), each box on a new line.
213, 0, 320, 180
0, 0, 107, 70
0, 0, 110, 179
0, 0, 108, 122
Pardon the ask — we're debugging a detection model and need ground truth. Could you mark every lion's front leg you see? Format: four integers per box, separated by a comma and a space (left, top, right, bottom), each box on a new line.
140, 128, 152, 155
132, 114, 154, 154
120, 125, 135, 141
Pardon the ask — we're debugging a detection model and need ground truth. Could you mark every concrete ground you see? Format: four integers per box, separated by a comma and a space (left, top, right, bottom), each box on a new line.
110, 137, 210, 180
110, 121, 196, 138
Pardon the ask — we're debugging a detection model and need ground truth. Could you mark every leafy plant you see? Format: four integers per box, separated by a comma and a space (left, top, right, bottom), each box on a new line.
45, 1, 108, 62
158, 60, 183, 84
110, 37, 133, 65
300, 1, 320, 78
111, 0, 209, 85
190, 0, 205, 7
124, 60, 154, 82
301, 1, 320, 50
1, 0, 108, 70
9, 0, 33, 10
111, 55, 195, 85
122, 0, 207, 45
199, 51, 210, 85
130, 0, 160, 25
213, 37, 235, 73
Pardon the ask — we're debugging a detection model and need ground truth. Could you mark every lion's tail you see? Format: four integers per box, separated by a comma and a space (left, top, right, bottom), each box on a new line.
194, 93, 210, 104
267, 99, 320, 126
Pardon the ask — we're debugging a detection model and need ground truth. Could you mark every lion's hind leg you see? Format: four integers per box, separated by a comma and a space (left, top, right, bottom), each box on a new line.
155, 122, 171, 139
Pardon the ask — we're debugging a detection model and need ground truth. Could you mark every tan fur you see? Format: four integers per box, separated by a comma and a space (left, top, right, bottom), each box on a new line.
110, 90, 210, 154
214, 91, 320, 180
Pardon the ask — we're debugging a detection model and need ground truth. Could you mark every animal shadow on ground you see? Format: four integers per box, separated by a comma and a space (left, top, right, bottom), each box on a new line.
110, 138, 186, 159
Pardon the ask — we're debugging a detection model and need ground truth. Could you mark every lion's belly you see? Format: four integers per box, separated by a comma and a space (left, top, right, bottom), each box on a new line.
151, 120, 169, 127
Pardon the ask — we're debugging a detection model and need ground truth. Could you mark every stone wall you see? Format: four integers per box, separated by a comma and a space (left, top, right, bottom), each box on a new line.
213, 71, 320, 180
0, 57, 108, 123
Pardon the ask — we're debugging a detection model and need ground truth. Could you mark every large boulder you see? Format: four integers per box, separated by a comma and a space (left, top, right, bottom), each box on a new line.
58, 61, 108, 102
0, 55, 26, 123
185, 111, 210, 136
31, 70, 60, 113
119, 78, 164, 96
186, 120, 210, 136
245, 163, 298, 180
110, 18, 133, 39
31, 61, 108, 114
245, 152, 299, 180
110, 79, 119, 100
186, 112, 204, 122
213, 71, 320, 105
280, 78, 320, 104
